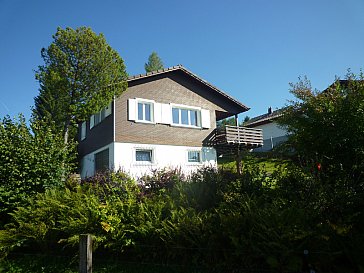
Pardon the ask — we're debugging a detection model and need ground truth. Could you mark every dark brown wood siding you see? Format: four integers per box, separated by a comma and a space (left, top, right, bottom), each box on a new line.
115, 71, 233, 147
78, 105, 114, 157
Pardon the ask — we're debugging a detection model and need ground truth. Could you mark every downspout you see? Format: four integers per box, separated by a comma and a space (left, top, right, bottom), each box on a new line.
112, 97, 116, 171
113, 96, 116, 142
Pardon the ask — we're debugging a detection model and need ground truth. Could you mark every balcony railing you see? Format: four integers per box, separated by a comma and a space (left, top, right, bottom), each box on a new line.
215, 125, 263, 148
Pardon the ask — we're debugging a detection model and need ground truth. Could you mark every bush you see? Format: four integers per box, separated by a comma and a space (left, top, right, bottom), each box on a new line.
0, 166, 363, 272
0, 115, 75, 225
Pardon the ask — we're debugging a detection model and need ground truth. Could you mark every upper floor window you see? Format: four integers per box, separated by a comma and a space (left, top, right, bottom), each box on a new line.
90, 102, 112, 129
137, 101, 153, 122
172, 107, 200, 127
128, 98, 155, 124
80, 121, 86, 141
128, 99, 210, 129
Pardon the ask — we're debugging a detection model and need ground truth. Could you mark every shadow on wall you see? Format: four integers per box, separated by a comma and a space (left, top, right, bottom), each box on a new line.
253, 136, 288, 152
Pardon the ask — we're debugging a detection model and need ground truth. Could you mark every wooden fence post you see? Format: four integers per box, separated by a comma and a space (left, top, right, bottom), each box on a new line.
79, 234, 92, 273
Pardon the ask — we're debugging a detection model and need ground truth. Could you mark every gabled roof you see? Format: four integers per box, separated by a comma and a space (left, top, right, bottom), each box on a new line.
244, 108, 285, 127
127, 65, 250, 113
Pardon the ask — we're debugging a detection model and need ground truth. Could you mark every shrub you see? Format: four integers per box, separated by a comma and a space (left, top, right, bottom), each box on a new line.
0, 115, 75, 225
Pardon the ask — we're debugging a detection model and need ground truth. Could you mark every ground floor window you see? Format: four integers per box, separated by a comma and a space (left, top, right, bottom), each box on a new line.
188, 150, 201, 163
95, 148, 109, 173
136, 149, 153, 163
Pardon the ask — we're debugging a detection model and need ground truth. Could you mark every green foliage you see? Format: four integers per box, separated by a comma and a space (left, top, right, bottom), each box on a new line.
0, 166, 363, 272
144, 52, 164, 73
279, 73, 364, 181
217, 116, 250, 128
34, 26, 128, 143
0, 115, 75, 224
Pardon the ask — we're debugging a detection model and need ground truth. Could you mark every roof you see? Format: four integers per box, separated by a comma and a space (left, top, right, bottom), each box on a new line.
244, 108, 285, 127
127, 65, 250, 113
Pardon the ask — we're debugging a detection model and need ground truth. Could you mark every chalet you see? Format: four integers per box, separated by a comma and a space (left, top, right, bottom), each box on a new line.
78, 65, 263, 178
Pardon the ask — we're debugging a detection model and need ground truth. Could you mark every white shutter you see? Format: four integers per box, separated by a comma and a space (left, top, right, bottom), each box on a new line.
161, 103, 171, 124
128, 99, 137, 121
201, 109, 211, 129
90, 115, 95, 129
105, 102, 112, 117
154, 103, 162, 123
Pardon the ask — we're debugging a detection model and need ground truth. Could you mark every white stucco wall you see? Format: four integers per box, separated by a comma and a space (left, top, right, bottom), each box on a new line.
114, 142, 217, 178
80, 143, 114, 178
80, 142, 217, 179
251, 122, 289, 152
254, 122, 287, 140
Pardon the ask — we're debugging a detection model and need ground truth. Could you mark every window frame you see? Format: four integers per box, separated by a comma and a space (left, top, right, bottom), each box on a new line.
134, 148, 154, 165
170, 103, 201, 128
80, 121, 86, 141
90, 102, 112, 129
94, 148, 109, 173
135, 98, 155, 124
187, 150, 202, 164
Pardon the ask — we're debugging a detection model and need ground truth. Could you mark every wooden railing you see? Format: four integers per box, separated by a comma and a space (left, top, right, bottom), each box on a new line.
215, 125, 263, 147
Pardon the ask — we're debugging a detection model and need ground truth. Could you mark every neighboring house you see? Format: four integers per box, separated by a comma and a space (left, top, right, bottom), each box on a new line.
78, 65, 262, 178
244, 107, 288, 152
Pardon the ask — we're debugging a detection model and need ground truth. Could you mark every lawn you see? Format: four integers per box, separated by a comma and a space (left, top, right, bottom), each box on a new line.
218, 152, 290, 174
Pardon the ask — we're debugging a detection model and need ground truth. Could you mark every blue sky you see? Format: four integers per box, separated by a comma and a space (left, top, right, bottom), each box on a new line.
1, 0, 364, 120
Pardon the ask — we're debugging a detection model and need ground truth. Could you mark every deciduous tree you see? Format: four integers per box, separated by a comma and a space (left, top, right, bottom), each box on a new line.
279, 72, 364, 181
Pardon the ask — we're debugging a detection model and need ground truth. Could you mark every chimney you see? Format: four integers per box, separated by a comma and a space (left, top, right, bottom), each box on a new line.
268, 107, 272, 115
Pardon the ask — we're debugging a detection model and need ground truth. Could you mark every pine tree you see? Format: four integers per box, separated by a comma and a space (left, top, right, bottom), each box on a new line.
144, 52, 164, 72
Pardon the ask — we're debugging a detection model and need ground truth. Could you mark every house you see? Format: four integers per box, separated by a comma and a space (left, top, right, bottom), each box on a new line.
78, 65, 263, 178
244, 107, 288, 152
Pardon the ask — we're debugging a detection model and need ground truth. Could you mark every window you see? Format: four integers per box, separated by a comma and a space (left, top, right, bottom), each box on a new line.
188, 151, 201, 163
136, 149, 153, 163
137, 101, 153, 122
80, 121, 86, 141
90, 102, 112, 129
172, 107, 200, 127
95, 148, 109, 173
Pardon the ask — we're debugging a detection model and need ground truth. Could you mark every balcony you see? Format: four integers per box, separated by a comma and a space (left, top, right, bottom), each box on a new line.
212, 125, 263, 150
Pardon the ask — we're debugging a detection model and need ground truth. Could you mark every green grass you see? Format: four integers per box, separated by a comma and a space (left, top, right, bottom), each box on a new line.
218, 153, 291, 174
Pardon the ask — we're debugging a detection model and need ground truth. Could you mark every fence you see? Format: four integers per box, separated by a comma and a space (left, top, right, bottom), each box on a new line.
1, 235, 351, 273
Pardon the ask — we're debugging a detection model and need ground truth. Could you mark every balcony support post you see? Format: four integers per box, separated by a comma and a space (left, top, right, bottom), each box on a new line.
234, 114, 242, 174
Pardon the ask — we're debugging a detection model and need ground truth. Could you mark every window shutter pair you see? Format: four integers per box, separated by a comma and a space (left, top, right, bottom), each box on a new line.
128, 99, 210, 128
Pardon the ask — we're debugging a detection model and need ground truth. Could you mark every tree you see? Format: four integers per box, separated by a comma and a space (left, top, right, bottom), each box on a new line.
279, 73, 364, 181
0, 115, 75, 223
33, 27, 128, 144
144, 52, 164, 72
217, 116, 250, 128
